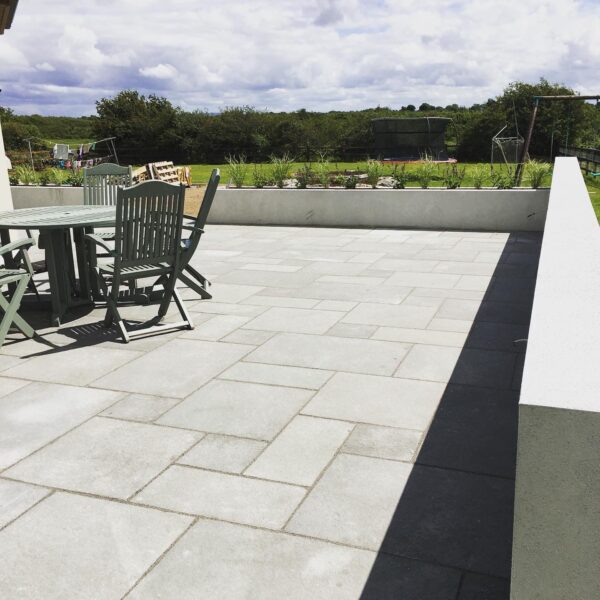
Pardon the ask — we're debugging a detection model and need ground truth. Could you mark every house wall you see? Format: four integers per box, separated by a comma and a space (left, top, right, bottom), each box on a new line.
0, 120, 13, 212
511, 157, 600, 599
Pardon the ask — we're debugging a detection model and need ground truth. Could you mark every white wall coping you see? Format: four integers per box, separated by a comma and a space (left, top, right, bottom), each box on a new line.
520, 157, 600, 413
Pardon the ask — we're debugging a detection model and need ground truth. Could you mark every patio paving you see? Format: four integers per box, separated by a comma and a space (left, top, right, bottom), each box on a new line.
0, 224, 541, 599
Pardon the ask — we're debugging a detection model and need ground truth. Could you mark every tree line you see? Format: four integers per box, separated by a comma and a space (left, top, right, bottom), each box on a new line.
2, 79, 599, 165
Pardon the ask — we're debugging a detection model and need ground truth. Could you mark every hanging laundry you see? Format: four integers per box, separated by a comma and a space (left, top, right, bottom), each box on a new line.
54, 144, 69, 160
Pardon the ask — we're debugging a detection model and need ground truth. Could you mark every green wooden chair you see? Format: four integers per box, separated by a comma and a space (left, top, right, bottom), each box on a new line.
83, 162, 133, 206
150, 168, 220, 300
0, 239, 36, 346
83, 163, 132, 243
86, 181, 192, 343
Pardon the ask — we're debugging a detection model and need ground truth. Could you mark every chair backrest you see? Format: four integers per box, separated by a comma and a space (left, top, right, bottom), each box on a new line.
83, 163, 132, 205
181, 168, 220, 264
114, 181, 186, 270
194, 168, 220, 229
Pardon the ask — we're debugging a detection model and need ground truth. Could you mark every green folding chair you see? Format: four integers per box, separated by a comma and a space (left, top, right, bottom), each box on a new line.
86, 180, 192, 343
0, 239, 36, 346
149, 168, 220, 300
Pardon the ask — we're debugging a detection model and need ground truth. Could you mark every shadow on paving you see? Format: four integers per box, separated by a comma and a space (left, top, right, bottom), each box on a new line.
360, 232, 542, 600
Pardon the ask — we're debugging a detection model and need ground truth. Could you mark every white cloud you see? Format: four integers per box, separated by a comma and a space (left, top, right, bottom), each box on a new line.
139, 63, 178, 79
0, 0, 597, 115
35, 62, 55, 72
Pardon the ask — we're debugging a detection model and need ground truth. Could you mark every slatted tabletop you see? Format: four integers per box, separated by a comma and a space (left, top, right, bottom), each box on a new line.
0, 206, 116, 230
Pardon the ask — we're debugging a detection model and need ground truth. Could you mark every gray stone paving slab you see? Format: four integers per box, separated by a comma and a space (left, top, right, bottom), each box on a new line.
5, 417, 201, 499
343, 302, 437, 329
436, 298, 482, 321
100, 394, 181, 422
243, 306, 345, 334
271, 281, 412, 304
303, 372, 445, 430
219, 361, 332, 389
315, 299, 357, 311
133, 465, 305, 529
92, 339, 253, 398
0, 492, 192, 600
325, 322, 379, 339
177, 434, 265, 473
428, 317, 474, 333
246, 332, 409, 375
220, 328, 276, 345
385, 271, 461, 289
372, 326, 467, 347
188, 301, 267, 316
126, 519, 369, 600
207, 282, 265, 302
0, 382, 122, 469
394, 344, 462, 382
157, 380, 312, 440
433, 260, 498, 275
0, 478, 50, 529
246, 416, 353, 485
2, 345, 141, 386
0, 376, 29, 398
342, 424, 422, 462
178, 314, 250, 340
243, 295, 319, 308
286, 453, 412, 549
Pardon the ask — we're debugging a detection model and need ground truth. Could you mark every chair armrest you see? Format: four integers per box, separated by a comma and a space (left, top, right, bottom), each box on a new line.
0, 237, 35, 256
84, 233, 116, 256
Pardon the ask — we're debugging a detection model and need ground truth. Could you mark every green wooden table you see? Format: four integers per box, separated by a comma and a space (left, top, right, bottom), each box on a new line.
0, 205, 116, 325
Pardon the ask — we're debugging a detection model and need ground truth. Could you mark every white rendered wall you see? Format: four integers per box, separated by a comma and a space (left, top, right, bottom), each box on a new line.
511, 158, 600, 599
0, 119, 14, 211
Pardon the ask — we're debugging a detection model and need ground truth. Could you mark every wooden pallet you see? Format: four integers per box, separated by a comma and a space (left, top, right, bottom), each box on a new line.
149, 161, 179, 183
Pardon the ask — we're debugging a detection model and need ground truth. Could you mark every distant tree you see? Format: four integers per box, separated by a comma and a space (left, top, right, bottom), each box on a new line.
0, 106, 14, 121
1, 121, 42, 150
93, 90, 181, 163
418, 102, 435, 111
404, 104, 416, 111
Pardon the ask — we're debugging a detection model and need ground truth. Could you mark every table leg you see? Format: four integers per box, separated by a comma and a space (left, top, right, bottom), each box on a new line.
41, 229, 71, 326
73, 227, 91, 301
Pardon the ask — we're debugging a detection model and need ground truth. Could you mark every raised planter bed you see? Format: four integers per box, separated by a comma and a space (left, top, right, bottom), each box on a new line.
10, 186, 550, 231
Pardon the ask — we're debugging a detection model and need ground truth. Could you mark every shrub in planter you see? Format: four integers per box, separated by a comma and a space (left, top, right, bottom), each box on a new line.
344, 175, 359, 189
13, 165, 38, 185
226, 154, 248, 188
295, 164, 313, 189
314, 155, 331, 188
252, 164, 270, 188
471, 165, 487, 189
490, 166, 514, 189
39, 170, 51, 186
391, 164, 409, 189
525, 159, 552, 189
365, 159, 385, 188
48, 168, 69, 186
66, 169, 84, 187
442, 164, 466, 189
415, 159, 437, 189
270, 154, 294, 188
8, 172, 19, 186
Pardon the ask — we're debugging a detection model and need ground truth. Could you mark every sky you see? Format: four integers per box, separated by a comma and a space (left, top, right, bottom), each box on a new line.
0, 0, 598, 116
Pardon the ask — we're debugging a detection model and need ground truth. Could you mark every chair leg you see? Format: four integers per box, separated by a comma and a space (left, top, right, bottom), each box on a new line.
18, 247, 41, 301
179, 272, 212, 299
172, 288, 194, 330
0, 276, 34, 346
185, 264, 210, 289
